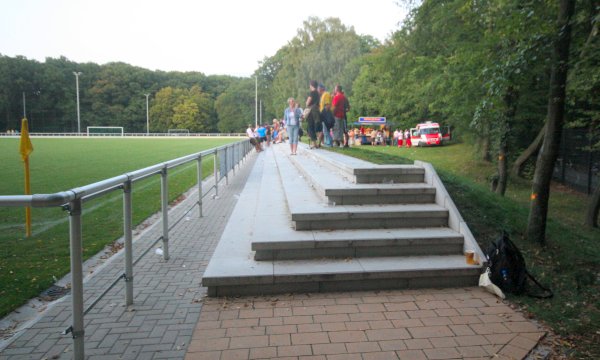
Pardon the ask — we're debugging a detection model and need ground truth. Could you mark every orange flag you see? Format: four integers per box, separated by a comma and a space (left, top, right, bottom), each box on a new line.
19, 118, 33, 237
19, 118, 33, 161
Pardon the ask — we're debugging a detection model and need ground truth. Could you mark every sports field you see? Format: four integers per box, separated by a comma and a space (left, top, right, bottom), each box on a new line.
0, 136, 241, 317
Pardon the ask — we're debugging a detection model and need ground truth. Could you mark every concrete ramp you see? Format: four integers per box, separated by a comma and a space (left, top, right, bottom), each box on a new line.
202, 144, 485, 296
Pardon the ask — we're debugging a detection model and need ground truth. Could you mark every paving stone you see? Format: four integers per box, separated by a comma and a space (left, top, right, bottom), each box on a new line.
362, 351, 401, 360
277, 344, 312, 357
291, 332, 330, 345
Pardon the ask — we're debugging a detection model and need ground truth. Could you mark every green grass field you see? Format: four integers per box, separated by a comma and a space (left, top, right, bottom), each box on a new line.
0, 137, 240, 317
331, 143, 600, 358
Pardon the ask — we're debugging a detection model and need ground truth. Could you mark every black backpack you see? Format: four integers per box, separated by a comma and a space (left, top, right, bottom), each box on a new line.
321, 109, 335, 130
486, 232, 553, 298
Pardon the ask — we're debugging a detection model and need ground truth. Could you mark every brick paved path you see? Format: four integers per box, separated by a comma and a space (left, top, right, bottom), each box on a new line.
0, 152, 257, 360
187, 288, 546, 360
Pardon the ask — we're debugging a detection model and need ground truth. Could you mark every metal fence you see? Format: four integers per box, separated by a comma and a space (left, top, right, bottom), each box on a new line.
0, 132, 245, 137
553, 127, 599, 194
0, 139, 252, 360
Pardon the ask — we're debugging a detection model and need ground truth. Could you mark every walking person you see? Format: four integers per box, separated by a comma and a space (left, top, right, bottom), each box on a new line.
332, 84, 346, 147
342, 90, 350, 147
397, 128, 404, 147
305, 80, 321, 148
284, 97, 302, 155
318, 83, 333, 147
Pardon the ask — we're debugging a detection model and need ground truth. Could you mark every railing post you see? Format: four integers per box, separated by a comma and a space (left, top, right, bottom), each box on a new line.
225, 146, 229, 186
232, 144, 236, 176
214, 152, 219, 198
122, 180, 133, 305
68, 198, 85, 360
197, 155, 203, 218
160, 167, 170, 260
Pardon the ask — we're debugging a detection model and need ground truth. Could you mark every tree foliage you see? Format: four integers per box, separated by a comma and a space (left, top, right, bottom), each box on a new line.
215, 79, 256, 133
0, 55, 232, 133
256, 17, 378, 123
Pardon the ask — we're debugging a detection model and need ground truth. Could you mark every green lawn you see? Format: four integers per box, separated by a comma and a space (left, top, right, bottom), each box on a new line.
0, 137, 240, 317
332, 143, 600, 358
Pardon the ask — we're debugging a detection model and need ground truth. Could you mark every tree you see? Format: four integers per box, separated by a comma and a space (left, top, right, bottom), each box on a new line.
149, 87, 177, 132
149, 86, 215, 132
527, 0, 576, 244
257, 17, 376, 122
215, 79, 256, 133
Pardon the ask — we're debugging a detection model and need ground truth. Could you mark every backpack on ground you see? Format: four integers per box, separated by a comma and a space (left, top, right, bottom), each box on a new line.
486, 231, 553, 299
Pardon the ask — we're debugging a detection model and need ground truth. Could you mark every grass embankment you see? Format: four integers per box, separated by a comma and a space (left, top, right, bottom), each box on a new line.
0, 137, 239, 317
333, 143, 599, 358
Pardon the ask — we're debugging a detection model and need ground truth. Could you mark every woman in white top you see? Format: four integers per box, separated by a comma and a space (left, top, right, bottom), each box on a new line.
284, 97, 303, 155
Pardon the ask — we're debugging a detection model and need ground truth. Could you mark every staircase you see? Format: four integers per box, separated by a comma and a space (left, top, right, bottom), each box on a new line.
202, 144, 484, 297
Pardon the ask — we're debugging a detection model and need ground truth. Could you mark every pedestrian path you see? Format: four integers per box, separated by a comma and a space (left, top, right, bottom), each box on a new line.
0, 151, 258, 360
0, 145, 549, 360
187, 287, 545, 360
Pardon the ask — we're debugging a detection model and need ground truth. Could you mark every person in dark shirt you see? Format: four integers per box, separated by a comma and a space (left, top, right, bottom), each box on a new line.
305, 80, 321, 148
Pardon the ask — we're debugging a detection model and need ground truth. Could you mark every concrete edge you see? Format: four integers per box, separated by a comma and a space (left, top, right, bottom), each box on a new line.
414, 160, 487, 267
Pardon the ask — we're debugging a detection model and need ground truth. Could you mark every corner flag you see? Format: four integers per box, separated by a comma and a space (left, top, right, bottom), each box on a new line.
19, 118, 33, 237
19, 118, 33, 161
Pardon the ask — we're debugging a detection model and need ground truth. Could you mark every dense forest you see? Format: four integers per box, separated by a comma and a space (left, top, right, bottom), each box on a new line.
1, 1, 598, 223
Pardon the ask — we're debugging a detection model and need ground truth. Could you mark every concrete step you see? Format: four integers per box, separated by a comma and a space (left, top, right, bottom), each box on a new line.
354, 166, 426, 184
204, 254, 481, 297
202, 146, 484, 297
300, 147, 425, 184
270, 146, 447, 231
253, 227, 464, 260
278, 145, 436, 205
292, 204, 449, 230
325, 185, 435, 205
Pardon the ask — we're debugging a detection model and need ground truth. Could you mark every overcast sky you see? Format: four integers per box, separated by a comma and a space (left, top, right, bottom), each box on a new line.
0, 0, 407, 77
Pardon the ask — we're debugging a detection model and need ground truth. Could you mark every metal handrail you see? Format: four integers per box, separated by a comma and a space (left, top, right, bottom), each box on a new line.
0, 139, 252, 360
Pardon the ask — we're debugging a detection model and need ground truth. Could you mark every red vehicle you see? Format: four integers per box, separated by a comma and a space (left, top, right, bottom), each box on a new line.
410, 121, 451, 147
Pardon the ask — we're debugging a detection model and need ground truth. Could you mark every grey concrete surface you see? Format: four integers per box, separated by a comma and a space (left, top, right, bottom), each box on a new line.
202, 144, 482, 297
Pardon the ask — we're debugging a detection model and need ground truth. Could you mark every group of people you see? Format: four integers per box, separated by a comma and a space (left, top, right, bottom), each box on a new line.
247, 80, 351, 155
342, 126, 414, 147
245, 119, 288, 152
300, 80, 350, 151
393, 129, 414, 147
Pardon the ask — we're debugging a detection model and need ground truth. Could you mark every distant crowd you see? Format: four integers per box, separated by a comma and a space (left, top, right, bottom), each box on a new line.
246, 80, 418, 154
247, 80, 350, 155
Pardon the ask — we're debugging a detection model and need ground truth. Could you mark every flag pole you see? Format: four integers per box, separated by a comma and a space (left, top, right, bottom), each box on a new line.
19, 118, 34, 237
24, 157, 31, 237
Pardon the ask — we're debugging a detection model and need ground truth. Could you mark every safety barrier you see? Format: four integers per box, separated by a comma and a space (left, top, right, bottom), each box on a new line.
0, 132, 245, 137
0, 139, 252, 360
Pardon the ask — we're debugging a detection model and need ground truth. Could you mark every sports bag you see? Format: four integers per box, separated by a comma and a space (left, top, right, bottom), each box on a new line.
486, 231, 553, 298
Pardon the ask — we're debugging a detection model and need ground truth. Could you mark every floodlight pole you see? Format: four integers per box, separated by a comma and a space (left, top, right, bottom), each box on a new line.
73, 72, 82, 134
255, 76, 258, 128
144, 94, 150, 134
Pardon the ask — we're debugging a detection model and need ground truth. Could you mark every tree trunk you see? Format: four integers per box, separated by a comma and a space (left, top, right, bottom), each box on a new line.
496, 88, 518, 196
585, 181, 600, 227
496, 141, 508, 196
511, 124, 546, 178
481, 134, 492, 162
527, 0, 576, 245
